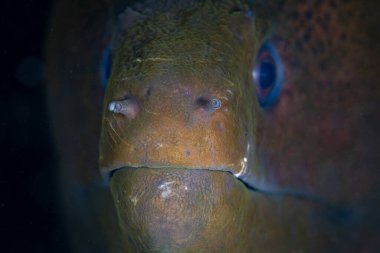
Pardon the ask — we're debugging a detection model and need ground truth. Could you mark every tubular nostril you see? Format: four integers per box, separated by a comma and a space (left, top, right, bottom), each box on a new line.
108, 97, 140, 119
108, 101, 123, 113
195, 96, 222, 112
210, 98, 221, 109
145, 87, 152, 97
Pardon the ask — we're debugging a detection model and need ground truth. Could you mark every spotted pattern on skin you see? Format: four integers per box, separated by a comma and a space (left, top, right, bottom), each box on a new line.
253, 0, 379, 205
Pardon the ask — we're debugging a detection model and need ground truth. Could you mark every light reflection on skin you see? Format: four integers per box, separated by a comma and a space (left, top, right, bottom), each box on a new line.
158, 181, 175, 198
235, 143, 250, 178
158, 181, 190, 199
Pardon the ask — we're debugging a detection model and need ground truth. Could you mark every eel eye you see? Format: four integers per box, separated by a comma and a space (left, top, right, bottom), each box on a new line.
253, 41, 284, 107
100, 46, 112, 92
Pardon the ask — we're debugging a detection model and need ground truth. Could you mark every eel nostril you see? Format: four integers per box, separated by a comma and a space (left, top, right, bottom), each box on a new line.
143, 87, 152, 98
108, 97, 140, 119
210, 98, 221, 109
146, 87, 152, 97
108, 101, 123, 113
195, 96, 222, 111
195, 96, 210, 108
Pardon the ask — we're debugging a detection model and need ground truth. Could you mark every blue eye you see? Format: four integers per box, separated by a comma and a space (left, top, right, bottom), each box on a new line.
100, 46, 112, 92
253, 41, 284, 107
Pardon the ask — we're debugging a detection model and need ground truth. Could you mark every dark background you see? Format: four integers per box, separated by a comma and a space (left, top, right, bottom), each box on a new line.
1, 0, 68, 252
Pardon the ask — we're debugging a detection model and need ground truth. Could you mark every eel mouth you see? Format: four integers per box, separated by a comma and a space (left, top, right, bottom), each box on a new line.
103, 164, 246, 185
104, 165, 319, 200
105, 165, 346, 212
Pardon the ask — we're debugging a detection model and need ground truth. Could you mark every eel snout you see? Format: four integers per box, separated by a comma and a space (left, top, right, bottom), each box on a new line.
99, 76, 250, 184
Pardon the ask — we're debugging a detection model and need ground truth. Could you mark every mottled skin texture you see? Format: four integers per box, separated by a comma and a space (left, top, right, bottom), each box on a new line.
255, 0, 380, 204
100, 1, 261, 175
46, 0, 379, 252
111, 168, 322, 252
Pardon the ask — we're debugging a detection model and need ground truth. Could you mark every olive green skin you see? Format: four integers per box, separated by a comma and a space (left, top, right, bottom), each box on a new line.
111, 168, 322, 253
101, 2, 271, 252
100, 1, 262, 175
46, 0, 380, 252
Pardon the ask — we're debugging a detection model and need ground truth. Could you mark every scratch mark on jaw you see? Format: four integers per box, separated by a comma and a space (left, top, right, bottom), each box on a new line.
130, 195, 138, 206
106, 134, 116, 151
106, 118, 120, 143
105, 122, 117, 149
226, 89, 234, 96
158, 181, 175, 189
129, 190, 145, 206
106, 118, 130, 146
106, 127, 117, 144
144, 108, 160, 116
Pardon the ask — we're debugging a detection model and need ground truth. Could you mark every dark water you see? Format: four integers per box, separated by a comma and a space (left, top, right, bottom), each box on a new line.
1, 1, 68, 252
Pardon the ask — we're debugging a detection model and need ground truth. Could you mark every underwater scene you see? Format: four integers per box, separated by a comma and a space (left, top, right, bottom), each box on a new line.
3, 0, 379, 252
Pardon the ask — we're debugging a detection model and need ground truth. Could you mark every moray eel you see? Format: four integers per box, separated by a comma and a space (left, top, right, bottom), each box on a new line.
46, 0, 379, 252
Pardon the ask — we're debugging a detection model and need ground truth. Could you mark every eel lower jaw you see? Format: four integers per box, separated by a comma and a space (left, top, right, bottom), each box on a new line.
108, 168, 355, 253
109, 166, 257, 253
